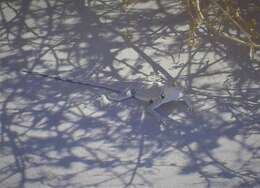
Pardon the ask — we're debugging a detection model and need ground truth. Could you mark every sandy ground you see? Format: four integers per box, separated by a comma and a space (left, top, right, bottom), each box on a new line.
0, 0, 260, 188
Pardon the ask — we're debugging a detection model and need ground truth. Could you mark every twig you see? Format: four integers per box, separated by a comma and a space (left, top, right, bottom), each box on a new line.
209, 0, 260, 49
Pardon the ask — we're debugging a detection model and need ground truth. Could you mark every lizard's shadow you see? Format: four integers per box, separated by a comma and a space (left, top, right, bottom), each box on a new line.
158, 101, 189, 115
132, 100, 190, 135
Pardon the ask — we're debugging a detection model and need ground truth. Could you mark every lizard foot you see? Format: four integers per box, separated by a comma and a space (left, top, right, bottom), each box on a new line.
187, 107, 193, 112
160, 117, 171, 126
97, 94, 112, 107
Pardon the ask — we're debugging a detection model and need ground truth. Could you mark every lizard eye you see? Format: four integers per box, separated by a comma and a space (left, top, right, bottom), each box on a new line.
161, 94, 165, 99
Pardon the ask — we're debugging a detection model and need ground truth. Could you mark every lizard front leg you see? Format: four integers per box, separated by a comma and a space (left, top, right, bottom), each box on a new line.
182, 95, 193, 111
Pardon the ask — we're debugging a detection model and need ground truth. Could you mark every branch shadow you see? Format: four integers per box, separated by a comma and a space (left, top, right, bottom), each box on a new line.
0, 0, 259, 187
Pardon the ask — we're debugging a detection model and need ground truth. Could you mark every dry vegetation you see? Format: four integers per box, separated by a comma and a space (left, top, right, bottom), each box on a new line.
122, 0, 260, 60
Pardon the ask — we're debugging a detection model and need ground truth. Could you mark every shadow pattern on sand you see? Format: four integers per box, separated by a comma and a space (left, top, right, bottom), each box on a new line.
0, 0, 259, 187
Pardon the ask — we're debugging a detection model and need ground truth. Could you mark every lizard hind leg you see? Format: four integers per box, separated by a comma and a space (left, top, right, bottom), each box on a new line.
123, 87, 135, 97
106, 88, 134, 102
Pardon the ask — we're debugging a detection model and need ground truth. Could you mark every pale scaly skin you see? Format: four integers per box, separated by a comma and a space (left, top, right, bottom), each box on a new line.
106, 82, 193, 125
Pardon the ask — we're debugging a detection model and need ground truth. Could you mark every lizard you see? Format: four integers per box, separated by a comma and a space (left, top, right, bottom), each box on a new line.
21, 70, 192, 125
104, 81, 193, 125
